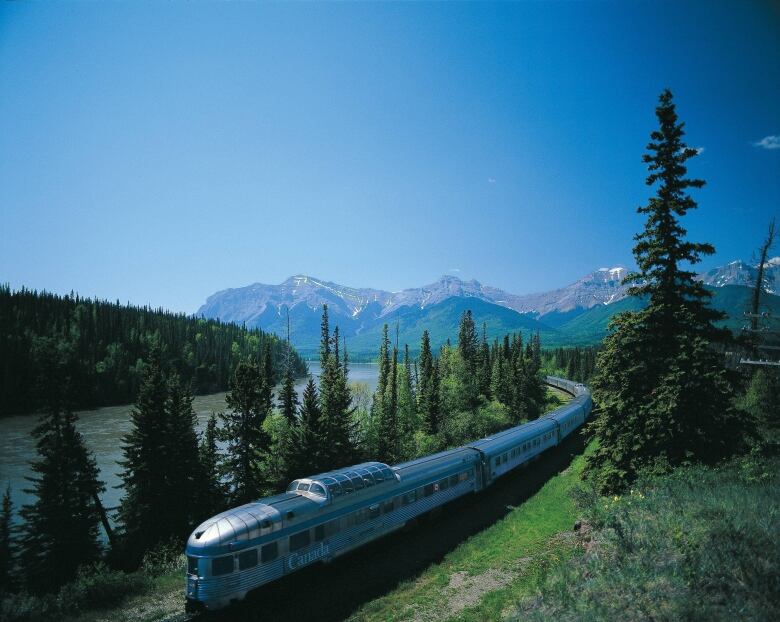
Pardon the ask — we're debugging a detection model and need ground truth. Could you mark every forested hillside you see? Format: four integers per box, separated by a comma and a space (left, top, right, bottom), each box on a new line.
0, 286, 307, 416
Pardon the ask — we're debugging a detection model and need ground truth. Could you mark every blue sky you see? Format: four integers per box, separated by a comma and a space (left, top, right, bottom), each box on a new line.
1, 1, 778, 313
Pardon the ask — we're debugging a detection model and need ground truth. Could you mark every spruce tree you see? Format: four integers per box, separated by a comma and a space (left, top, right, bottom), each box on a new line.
198, 413, 223, 516
218, 358, 273, 506
296, 377, 326, 474
0, 484, 14, 594
118, 345, 178, 558
165, 374, 202, 533
587, 90, 746, 493
398, 344, 418, 449
418, 330, 441, 434
278, 361, 299, 425
457, 310, 479, 374
21, 339, 104, 591
382, 343, 401, 463
317, 308, 356, 470
478, 323, 492, 399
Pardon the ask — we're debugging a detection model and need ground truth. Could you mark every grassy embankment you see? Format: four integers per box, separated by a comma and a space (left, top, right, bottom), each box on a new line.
351, 447, 779, 622
349, 442, 591, 622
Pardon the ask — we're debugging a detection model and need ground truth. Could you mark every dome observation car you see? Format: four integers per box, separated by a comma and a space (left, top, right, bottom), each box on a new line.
286, 461, 399, 503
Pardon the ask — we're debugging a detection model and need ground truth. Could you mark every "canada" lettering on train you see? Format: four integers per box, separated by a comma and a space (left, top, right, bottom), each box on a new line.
287, 542, 331, 571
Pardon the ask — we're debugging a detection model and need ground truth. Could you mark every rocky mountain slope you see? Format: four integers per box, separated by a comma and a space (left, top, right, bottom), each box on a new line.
197, 258, 779, 355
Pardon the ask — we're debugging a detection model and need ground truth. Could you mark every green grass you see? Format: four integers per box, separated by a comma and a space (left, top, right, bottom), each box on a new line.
513, 452, 780, 621
347, 443, 593, 622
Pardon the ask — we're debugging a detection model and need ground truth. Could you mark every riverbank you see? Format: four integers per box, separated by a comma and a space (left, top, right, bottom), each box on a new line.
0, 362, 380, 531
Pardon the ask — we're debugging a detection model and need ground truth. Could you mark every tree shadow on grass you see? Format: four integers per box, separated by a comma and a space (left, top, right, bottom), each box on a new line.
202, 432, 585, 622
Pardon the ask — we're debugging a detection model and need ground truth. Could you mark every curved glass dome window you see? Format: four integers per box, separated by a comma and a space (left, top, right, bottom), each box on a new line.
286, 480, 300, 493
367, 465, 385, 482
334, 473, 354, 494
309, 483, 326, 497
345, 471, 365, 490
297, 483, 310, 492
321, 477, 342, 497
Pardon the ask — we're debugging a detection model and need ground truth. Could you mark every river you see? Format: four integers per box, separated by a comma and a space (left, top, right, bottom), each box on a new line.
0, 362, 379, 531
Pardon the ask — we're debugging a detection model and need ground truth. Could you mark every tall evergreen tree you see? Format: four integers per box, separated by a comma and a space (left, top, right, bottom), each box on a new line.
587, 90, 746, 493
21, 339, 104, 591
198, 413, 223, 517
218, 358, 273, 506
164, 374, 202, 533
457, 310, 479, 374
0, 484, 14, 594
317, 308, 356, 470
278, 359, 299, 426
118, 345, 184, 559
295, 377, 326, 474
320, 304, 331, 368
477, 323, 492, 399
418, 330, 441, 434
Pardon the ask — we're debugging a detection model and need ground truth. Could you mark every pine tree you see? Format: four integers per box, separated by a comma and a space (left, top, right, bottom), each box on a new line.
218, 358, 273, 506
0, 484, 14, 594
21, 338, 104, 591
587, 90, 747, 493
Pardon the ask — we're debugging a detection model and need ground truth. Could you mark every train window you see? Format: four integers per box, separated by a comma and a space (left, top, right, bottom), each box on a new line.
341, 479, 354, 494
310, 483, 326, 497
327, 483, 343, 498
297, 483, 311, 492
449, 474, 459, 487
286, 480, 300, 492
369, 504, 381, 519
382, 499, 395, 514
362, 473, 376, 487
261, 542, 278, 563
494, 457, 500, 468
314, 525, 325, 541
439, 477, 449, 491
403, 490, 417, 505
187, 556, 198, 576
381, 467, 395, 480
238, 549, 258, 570
350, 474, 365, 490
503, 453, 508, 463
423, 483, 435, 497
372, 470, 385, 483
212, 555, 233, 576
289, 531, 311, 552
458, 471, 469, 482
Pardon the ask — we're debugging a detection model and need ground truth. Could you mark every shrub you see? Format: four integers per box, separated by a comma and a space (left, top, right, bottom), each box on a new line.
57, 562, 149, 613
514, 457, 780, 621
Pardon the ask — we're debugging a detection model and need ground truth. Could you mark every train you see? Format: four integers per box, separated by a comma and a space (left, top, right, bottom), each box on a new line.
184, 376, 591, 611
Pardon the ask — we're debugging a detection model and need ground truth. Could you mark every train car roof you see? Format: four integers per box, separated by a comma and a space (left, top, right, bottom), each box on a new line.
467, 418, 557, 455
393, 446, 481, 485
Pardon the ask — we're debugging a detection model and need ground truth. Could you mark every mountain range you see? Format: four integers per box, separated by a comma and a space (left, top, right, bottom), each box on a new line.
197, 258, 780, 357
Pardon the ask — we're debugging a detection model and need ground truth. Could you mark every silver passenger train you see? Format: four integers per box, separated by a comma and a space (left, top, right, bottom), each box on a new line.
184, 376, 591, 611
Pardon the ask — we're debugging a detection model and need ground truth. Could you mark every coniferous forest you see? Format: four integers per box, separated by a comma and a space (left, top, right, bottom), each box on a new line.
0, 286, 307, 416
